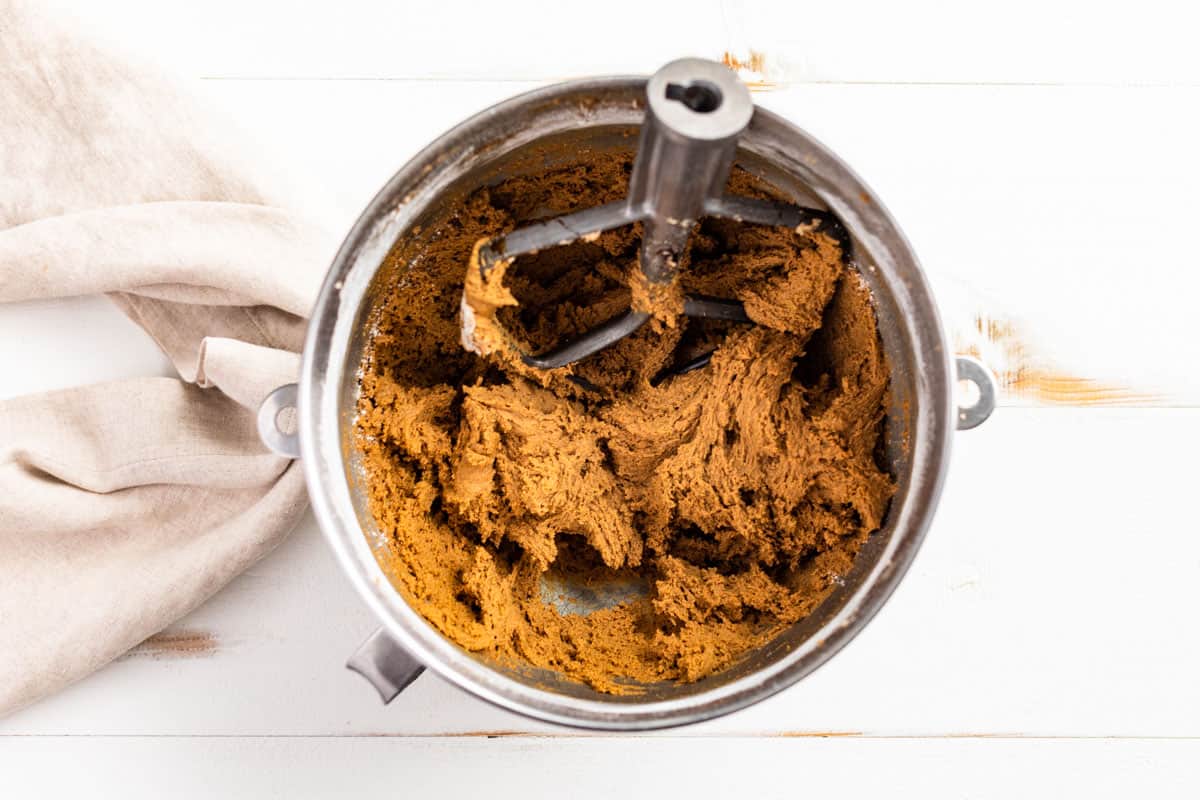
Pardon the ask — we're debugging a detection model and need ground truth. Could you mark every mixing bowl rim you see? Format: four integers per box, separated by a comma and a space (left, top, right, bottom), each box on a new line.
297, 75, 955, 730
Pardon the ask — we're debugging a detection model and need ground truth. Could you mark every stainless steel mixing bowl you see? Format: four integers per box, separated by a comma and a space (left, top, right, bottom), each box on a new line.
257, 75, 996, 730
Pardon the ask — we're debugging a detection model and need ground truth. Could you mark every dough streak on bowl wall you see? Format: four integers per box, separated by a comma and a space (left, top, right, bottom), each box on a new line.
354, 149, 895, 693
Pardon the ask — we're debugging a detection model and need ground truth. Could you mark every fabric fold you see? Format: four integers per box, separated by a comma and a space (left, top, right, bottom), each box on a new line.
0, 201, 327, 315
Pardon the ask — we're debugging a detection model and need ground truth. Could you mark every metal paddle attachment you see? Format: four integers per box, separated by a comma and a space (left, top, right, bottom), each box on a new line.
462, 58, 843, 370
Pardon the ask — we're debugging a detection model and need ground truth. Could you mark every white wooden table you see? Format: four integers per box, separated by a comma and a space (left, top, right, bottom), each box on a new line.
5, 1, 1200, 795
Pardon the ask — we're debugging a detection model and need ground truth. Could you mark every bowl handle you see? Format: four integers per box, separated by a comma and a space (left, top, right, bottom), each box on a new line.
257, 383, 301, 458
955, 356, 997, 430
346, 627, 426, 703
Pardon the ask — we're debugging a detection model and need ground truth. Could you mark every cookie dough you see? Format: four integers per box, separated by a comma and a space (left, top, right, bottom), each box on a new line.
356, 150, 894, 691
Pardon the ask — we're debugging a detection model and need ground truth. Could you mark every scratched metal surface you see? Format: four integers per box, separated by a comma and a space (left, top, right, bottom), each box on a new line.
4, 0, 1200, 796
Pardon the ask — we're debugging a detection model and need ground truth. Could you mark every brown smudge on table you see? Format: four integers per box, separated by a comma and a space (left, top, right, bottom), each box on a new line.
124, 629, 218, 659
722, 50, 767, 73
720, 50, 776, 91
959, 314, 1159, 407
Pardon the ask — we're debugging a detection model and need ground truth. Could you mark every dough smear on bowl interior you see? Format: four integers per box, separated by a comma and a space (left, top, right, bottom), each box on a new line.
355, 150, 895, 692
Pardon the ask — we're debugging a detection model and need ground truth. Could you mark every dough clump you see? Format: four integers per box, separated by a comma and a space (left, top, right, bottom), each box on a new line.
356, 151, 894, 691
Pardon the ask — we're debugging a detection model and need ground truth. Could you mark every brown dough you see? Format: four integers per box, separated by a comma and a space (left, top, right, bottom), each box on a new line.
355, 151, 894, 692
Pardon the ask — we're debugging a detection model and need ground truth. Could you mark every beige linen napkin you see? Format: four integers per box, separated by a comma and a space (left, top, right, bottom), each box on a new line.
0, 1, 333, 714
